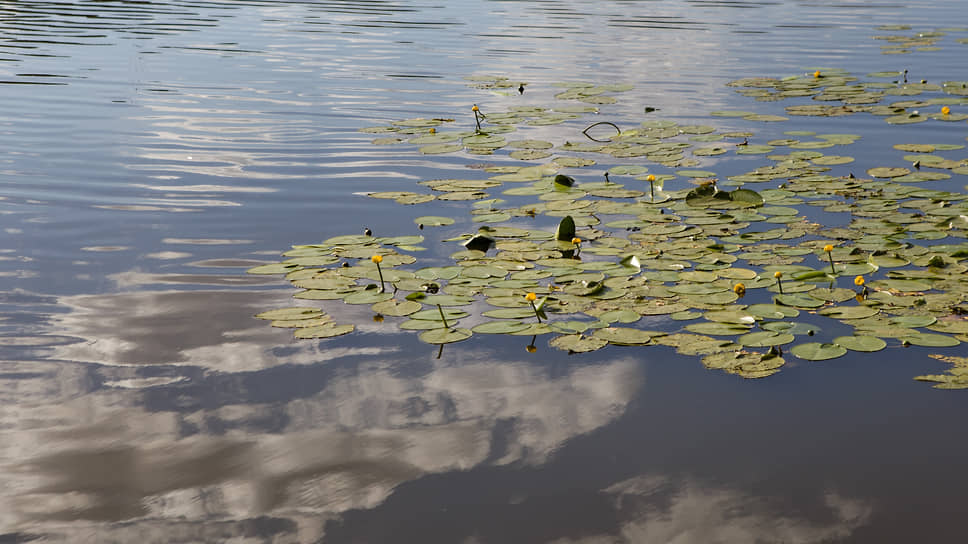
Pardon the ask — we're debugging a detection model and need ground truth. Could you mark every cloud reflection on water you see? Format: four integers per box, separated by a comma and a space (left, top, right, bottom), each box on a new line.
3, 283, 642, 540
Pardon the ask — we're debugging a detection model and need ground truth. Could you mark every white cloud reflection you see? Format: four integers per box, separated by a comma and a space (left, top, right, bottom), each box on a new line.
1, 285, 643, 540
601, 476, 871, 544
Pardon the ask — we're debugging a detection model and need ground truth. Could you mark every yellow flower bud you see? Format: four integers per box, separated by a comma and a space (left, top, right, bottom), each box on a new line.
371, 254, 383, 264
646, 174, 656, 182
774, 271, 782, 278
525, 292, 537, 302
471, 105, 479, 112
572, 237, 581, 245
823, 244, 834, 253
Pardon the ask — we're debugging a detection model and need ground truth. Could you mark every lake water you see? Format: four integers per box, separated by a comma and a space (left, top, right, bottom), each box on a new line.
2, 1, 968, 542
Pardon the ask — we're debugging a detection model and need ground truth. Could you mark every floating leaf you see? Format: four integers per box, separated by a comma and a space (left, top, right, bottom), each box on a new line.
294, 323, 355, 339
255, 307, 322, 321
248, 263, 302, 275
371, 299, 422, 317
414, 215, 455, 227
343, 290, 395, 305
774, 293, 825, 308
419, 328, 473, 344
409, 308, 469, 321
738, 331, 795, 347
791, 342, 848, 361
549, 333, 609, 353
867, 167, 911, 178
471, 320, 532, 334
901, 333, 960, 347
685, 322, 752, 336
818, 305, 879, 319
592, 327, 653, 346
420, 143, 463, 154
833, 335, 887, 352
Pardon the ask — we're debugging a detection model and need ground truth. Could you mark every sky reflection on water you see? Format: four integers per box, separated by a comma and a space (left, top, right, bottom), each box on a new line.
1, 0, 968, 542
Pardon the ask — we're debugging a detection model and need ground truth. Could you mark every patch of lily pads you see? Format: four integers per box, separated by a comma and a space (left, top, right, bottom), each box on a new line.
252, 33, 968, 390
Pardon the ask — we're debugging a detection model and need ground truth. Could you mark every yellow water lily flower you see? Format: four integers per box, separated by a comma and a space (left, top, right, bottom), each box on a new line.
733, 283, 746, 295
941, 106, 951, 115
572, 237, 581, 244
774, 271, 782, 278
814, 70, 822, 78
372, 255, 385, 292
471, 105, 479, 112
646, 174, 656, 182
525, 292, 537, 302
854, 275, 865, 286
823, 244, 834, 253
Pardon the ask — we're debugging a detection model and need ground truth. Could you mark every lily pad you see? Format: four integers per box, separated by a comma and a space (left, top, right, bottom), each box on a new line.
901, 333, 960, 347
833, 335, 887, 352
255, 307, 322, 321
818, 305, 879, 319
294, 323, 355, 339
592, 327, 653, 345
471, 320, 532, 334
419, 328, 473, 344
738, 331, 795, 347
791, 342, 848, 361
371, 299, 423, 317
549, 333, 609, 353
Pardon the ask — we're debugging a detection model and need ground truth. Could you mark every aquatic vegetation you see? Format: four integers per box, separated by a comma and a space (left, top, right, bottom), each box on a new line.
252, 33, 968, 388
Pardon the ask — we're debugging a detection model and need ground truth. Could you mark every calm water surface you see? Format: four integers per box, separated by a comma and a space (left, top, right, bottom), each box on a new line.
1, 1, 967, 542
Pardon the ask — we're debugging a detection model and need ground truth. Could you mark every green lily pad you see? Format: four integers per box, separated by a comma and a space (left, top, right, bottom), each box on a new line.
471, 320, 532, 334
420, 143, 464, 154
248, 263, 302, 275
685, 322, 752, 336
270, 316, 333, 329
747, 304, 801, 319
419, 327, 473, 344
738, 331, 795, 347
294, 323, 355, 339
791, 342, 848, 361
762, 321, 821, 336
870, 167, 913, 179
891, 315, 937, 328
371, 299, 423, 317
342, 290, 395, 304
592, 327, 653, 345
597, 310, 642, 324
414, 216, 455, 227
901, 333, 960, 347
818, 305, 879, 319
833, 335, 887, 352
549, 333, 609, 353
409, 308, 469, 321
774, 293, 826, 308
255, 307, 322, 320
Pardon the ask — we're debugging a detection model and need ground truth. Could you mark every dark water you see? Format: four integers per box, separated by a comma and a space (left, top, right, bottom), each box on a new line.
1, 1, 967, 542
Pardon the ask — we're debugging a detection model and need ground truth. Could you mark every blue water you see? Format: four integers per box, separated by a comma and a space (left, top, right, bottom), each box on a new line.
1, 1, 967, 542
